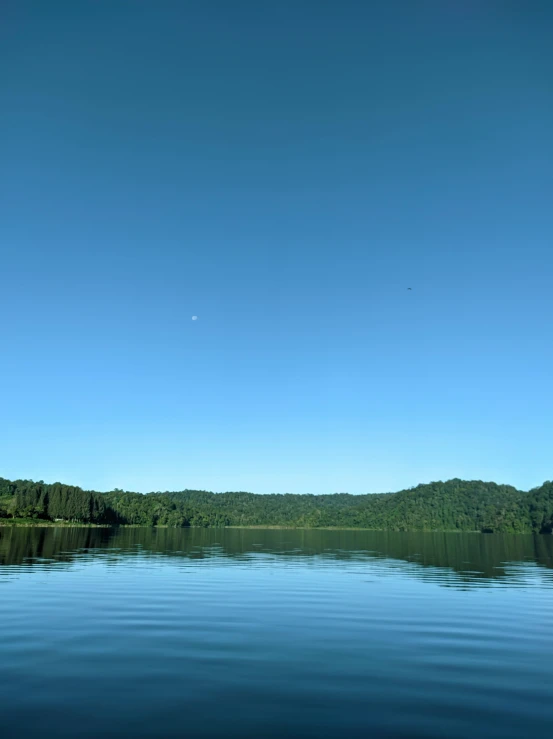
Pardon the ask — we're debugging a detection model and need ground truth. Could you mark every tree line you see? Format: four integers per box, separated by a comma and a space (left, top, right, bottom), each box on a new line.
0, 476, 552, 533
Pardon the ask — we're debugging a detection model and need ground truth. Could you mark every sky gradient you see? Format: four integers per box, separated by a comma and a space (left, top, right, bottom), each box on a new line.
1, 1, 552, 494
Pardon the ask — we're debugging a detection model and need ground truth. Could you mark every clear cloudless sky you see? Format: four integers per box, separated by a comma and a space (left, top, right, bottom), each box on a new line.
1, 1, 552, 494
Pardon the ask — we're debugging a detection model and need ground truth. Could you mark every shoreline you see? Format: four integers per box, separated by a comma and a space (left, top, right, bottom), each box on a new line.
0, 520, 544, 535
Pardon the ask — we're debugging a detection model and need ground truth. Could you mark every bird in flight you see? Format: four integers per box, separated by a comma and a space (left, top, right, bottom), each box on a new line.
407, 288, 412, 290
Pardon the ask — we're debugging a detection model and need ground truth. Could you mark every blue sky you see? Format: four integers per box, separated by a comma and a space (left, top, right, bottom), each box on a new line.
1, 1, 552, 494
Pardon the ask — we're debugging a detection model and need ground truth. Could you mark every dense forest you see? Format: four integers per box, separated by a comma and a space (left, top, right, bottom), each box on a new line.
0, 476, 552, 533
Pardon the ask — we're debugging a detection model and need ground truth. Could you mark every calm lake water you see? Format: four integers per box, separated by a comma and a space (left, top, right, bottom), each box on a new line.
1, 528, 552, 738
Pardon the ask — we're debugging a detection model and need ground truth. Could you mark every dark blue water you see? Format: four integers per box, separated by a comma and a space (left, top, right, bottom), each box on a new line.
1, 527, 552, 738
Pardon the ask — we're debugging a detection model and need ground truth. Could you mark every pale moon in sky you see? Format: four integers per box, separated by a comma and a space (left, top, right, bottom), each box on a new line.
191, 316, 198, 320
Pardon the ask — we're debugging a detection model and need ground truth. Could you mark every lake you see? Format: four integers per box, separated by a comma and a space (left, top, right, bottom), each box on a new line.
1, 527, 552, 738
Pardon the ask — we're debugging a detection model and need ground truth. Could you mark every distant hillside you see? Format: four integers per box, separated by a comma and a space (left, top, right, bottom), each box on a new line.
1, 477, 552, 533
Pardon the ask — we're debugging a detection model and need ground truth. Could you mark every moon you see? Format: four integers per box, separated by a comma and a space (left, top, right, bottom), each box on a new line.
191, 316, 198, 321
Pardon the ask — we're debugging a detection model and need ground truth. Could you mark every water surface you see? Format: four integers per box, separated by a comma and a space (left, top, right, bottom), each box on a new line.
1, 527, 552, 738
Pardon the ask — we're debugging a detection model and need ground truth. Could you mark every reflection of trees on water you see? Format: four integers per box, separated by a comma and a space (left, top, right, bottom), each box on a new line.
1, 527, 552, 588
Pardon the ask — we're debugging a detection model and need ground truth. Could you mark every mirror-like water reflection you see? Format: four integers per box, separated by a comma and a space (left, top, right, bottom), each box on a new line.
1, 527, 552, 739
2, 526, 552, 588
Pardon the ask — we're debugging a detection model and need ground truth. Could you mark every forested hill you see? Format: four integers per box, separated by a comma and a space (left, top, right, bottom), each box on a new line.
1, 477, 552, 533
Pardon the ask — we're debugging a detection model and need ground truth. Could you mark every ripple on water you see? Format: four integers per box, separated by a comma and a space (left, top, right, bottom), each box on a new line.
0, 529, 553, 739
